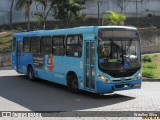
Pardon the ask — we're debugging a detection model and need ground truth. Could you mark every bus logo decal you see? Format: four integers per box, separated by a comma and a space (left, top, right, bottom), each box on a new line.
44, 55, 54, 72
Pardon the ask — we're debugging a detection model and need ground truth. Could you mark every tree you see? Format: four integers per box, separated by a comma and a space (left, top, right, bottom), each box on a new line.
112, 0, 130, 14
53, 0, 86, 27
34, 0, 56, 29
15, 0, 33, 31
102, 11, 126, 25
10, 0, 15, 28
32, 14, 42, 29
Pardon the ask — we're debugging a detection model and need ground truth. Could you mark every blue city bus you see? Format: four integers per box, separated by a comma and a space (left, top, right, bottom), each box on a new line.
12, 26, 142, 94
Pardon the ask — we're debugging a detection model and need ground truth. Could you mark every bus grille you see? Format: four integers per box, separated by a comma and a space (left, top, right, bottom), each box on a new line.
112, 77, 133, 83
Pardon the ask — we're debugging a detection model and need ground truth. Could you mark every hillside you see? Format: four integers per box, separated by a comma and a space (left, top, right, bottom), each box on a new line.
0, 31, 13, 53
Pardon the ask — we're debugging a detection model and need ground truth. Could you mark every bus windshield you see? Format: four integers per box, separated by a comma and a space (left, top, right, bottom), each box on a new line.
98, 28, 141, 76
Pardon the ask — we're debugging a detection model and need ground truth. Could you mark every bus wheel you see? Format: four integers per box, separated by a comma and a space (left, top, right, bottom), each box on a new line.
28, 66, 35, 81
68, 74, 79, 93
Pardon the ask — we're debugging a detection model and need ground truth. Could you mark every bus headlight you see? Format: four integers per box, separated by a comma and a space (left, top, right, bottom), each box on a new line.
134, 71, 142, 80
98, 74, 110, 83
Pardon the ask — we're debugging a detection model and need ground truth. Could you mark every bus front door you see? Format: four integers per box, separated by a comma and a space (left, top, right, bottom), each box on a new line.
85, 41, 95, 91
16, 41, 23, 73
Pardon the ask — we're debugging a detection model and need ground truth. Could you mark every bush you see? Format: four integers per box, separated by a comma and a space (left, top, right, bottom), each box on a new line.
102, 11, 126, 25
142, 62, 157, 69
142, 55, 152, 62
33, 15, 42, 29
153, 54, 158, 57
142, 69, 158, 78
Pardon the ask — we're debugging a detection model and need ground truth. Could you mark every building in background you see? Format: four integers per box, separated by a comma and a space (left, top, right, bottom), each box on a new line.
0, 0, 160, 25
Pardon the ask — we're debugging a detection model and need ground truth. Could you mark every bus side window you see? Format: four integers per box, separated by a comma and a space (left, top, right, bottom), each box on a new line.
78, 35, 83, 56
66, 35, 83, 57
41, 36, 52, 54
30, 37, 40, 54
12, 37, 16, 52
23, 37, 30, 52
52, 36, 65, 56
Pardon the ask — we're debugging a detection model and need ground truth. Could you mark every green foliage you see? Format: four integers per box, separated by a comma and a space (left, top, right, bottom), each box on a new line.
142, 69, 158, 78
0, 32, 13, 53
142, 54, 160, 79
36, 0, 48, 7
15, 0, 85, 28
142, 55, 152, 62
0, 39, 12, 53
15, 0, 55, 30
0, 37, 12, 43
15, 0, 32, 16
153, 54, 158, 57
53, 0, 86, 26
54, 25, 59, 29
102, 11, 126, 25
15, 26, 23, 31
34, 0, 56, 29
33, 14, 43, 29
142, 62, 157, 69
142, 57, 159, 78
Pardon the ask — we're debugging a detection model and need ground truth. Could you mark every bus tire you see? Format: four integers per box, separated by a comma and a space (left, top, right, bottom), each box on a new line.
67, 74, 79, 94
27, 66, 35, 81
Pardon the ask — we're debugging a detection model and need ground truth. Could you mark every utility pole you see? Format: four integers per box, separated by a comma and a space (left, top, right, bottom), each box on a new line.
136, 0, 138, 26
10, 0, 15, 28
43, 6, 46, 30
122, 0, 124, 14
27, 14, 30, 31
27, 0, 32, 31
97, 0, 100, 26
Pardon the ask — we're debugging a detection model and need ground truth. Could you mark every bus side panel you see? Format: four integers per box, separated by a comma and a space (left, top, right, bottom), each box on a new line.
64, 57, 84, 89
32, 54, 53, 82
12, 37, 17, 71
12, 52, 17, 71
34, 68, 53, 82
66, 57, 85, 90
53, 56, 67, 85
15, 37, 24, 73
22, 53, 34, 75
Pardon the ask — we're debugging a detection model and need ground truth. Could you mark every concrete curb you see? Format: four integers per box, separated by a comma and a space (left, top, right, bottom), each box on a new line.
143, 78, 160, 82
0, 66, 12, 70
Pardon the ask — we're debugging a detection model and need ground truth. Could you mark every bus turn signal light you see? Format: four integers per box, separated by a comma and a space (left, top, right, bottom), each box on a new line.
134, 83, 141, 87
98, 74, 110, 83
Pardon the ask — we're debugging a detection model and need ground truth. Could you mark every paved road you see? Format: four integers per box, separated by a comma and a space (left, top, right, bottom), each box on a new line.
0, 68, 160, 119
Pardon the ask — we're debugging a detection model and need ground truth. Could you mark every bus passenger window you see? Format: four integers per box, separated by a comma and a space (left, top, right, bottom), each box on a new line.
52, 36, 65, 56
23, 37, 30, 52
18, 42, 23, 54
30, 37, 40, 53
66, 35, 83, 57
12, 37, 16, 52
41, 36, 52, 54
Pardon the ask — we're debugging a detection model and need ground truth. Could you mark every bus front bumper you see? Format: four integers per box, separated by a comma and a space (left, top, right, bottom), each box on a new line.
96, 79, 142, 94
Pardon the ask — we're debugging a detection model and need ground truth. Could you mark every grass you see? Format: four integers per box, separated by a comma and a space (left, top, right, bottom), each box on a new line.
0, 31, 13, 38
142, 53, 160, 78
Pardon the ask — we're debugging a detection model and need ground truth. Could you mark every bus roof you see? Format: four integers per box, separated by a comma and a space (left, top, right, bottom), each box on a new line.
13, 26, 137, 37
